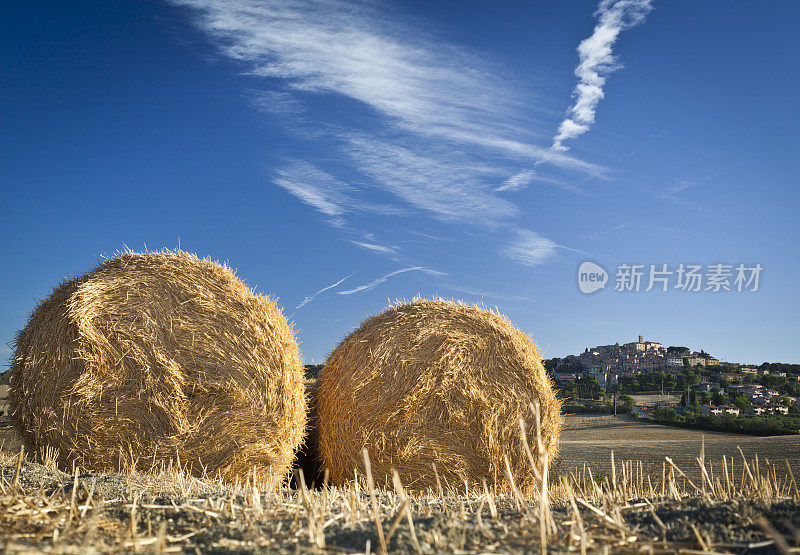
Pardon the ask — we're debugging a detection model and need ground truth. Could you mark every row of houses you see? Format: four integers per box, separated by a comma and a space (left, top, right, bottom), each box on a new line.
659, 403, 788, 417
699, 403, 789, 416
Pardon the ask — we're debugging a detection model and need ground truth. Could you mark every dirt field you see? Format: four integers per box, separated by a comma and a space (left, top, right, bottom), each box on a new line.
628, 393, 681, 407
558, 414, 800, 482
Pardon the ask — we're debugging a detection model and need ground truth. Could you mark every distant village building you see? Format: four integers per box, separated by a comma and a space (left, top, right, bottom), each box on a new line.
752, 404, 789, 415
701, 405, 740, 416
590, 371, 617, 388
753, 403, 789, 414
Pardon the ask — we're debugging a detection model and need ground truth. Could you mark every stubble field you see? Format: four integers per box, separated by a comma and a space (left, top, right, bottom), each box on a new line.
0, 389, 799, 552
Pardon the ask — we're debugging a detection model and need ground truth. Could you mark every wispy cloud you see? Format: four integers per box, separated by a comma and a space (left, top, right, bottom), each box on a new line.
172, 0, 600, 215
351, 241, 398, 255
405, 230, 455, 242
344, 136, 518, 226
662, 178, 697, 196
659, 177, 701, 208
171, 0, 614, 273
552, 0, 652, 151
273, 161, 404, 226
296, 272, 355, 309
497, 169, 537, 193
337, 266, 446, 295
274, 162, 350, 218
172, 0, 530, 147
499, 228, 558, 266
442, 284, 537, 304
246, 90, 304, 115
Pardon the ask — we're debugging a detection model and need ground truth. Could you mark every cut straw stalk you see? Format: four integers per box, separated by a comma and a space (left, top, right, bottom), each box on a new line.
363, 449, 388, 555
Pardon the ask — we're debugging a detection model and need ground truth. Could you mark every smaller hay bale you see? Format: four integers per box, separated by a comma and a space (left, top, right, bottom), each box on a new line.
9, 250, 306, 484
317, 299, 562, 494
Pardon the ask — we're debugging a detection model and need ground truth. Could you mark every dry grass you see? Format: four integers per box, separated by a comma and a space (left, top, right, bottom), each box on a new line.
317, 299, 562, 495
0, 411, 798, 553
8, 250, 306, 484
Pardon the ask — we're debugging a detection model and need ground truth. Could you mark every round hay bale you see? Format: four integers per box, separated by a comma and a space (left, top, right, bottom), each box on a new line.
317, 299, 561, 493
9, 250, 306, 483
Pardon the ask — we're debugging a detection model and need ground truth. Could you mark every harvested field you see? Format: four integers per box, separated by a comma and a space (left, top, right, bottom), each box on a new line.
558, 414, 800, 482
0, 394, 798, 552
0, 447, 797, 553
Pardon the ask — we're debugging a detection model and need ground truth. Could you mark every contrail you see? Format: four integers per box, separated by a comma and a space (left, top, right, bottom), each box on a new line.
497, 0, 650, 193
296, 272, 355, 309
552, 0, 652, 151
337, 267, 444, 295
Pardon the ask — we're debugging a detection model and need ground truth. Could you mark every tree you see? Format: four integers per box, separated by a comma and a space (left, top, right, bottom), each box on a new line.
544, 358, 561, 372
711, 387, 729, 406
575, 374, 601, 400
653, 407, 678, 422
668, 346, 691, 354
618, 395, 635, 413
559, 381, 576, 398
733, 393, 751, 411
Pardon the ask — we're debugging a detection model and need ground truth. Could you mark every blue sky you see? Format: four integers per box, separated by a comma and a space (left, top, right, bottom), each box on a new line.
2, 1, 798, 365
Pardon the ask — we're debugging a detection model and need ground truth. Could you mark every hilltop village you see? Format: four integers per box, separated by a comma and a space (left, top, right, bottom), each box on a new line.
546, 336, 800, 427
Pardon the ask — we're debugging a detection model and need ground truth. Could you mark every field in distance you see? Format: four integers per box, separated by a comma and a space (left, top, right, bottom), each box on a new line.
558, 414, 800, 481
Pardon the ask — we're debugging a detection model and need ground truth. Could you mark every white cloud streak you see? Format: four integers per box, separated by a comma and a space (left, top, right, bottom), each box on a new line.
296, 272, 355, 309
337, 266, 445, 295
344, 136, 518, 226
351, 241, 398, 255
497, 169, 537, 192
499, 229, 558, 266
172, 0, 529, 148
273, 162, 350, 218
663, 178, 697, 196
443, 284, 537, 304
274, 161, 405, 225
552, 0, 652, 151
246, 90, 304, 115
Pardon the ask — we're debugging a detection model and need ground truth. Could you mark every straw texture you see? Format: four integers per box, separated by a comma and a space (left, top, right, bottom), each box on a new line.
317, 299, 561, 493
9, 250, 306, 483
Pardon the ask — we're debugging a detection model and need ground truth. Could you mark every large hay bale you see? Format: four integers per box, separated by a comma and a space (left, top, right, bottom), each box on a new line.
317, 299, 561, 493
9, 250, 306, 483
